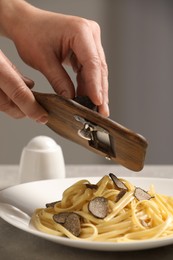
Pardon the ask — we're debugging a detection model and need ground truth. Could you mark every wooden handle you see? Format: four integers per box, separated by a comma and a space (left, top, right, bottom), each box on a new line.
33, 91, 148, 171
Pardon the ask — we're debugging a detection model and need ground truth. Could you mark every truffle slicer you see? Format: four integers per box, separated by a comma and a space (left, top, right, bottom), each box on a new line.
33, 91, 148, 171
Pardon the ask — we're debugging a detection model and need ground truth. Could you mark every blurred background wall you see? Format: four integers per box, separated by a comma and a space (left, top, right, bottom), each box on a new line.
0, 0, 173, 166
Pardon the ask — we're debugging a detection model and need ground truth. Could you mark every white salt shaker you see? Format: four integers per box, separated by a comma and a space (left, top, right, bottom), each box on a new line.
18, 136, 65, 183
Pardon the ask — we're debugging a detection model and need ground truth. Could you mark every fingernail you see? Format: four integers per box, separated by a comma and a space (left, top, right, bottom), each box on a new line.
36, 115, 48, 124
104, 103, 110, 117
99, 91, 103, 104
106, 104, 110, 116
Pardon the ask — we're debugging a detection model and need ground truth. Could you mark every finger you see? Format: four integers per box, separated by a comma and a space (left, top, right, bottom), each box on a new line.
67, 50, 82, 73
0, 50, 35, 88
39, 53, 75, 99
70, 22, 103, 106
89, 21, 109, 116
91, 24, 109, 103
0, 53, 48, 123
98, 103, 110, 117
0, 89, 25, 118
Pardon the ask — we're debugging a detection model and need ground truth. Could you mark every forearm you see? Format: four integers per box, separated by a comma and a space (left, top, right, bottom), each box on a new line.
0, 0, 33, 39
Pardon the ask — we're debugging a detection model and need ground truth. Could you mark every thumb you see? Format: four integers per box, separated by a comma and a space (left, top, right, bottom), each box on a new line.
40, 58, 75, 98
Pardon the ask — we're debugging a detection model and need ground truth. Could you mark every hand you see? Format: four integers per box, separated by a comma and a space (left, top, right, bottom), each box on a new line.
0, 0, 109, 118
0, 50, 48, 122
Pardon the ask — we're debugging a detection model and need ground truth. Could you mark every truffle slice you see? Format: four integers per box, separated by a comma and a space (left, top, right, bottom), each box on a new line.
46, 201, 59, 208
88, 197, 108, 219
53, 212, 81, 237
85, 183, 98, 190
115, 189, 126, 202
109, 173, 128, 191
64, 213, 81, 237
134, 187, 152, 201
53, 212, 70, 224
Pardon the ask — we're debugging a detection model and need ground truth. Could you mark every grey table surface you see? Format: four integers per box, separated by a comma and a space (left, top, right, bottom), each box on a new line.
0, 164, 173, 260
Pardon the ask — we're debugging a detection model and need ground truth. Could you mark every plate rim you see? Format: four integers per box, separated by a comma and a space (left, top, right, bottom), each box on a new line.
1, 176, 173, 251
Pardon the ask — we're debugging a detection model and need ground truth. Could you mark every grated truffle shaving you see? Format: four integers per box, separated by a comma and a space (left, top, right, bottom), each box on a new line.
88, 197, 108, 219
109, 173, 128, 191
53, 212, 81, 237
115, 189, 126, 202
46, 201, 59, 208
134, 187, 152, 201
53, 212, 69, 224
85, 183, 98, 189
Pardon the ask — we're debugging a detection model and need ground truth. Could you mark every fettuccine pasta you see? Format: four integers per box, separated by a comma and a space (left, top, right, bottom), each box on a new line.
31, 174, 173, 242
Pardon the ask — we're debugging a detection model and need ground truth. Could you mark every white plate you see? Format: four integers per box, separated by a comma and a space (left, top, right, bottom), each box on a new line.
0, 176, 173, 251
